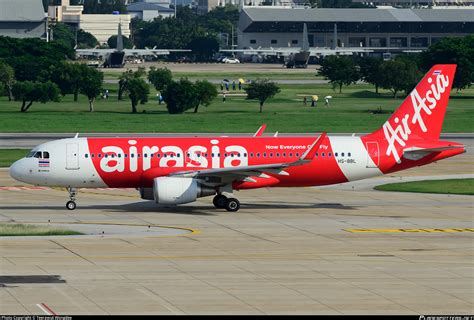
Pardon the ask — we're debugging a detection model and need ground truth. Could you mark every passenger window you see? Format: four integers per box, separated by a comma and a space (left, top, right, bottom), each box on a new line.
131, 154, 134, 158
341, 153, 345, 157
329, 153, 332, 157
276, 153, 280, 157
124, 154, 128, 158
315, 153, 318, 157
244, 153, 247, 157
348, 152, 351, 157
85, 154, 89, 158
296, 153, 299, 157
257, 153, 260, 157
335, 152, 338, 157
250, 153, 254, 157
137, 154, 141, 158
289, 153, 293, 157
105, 154, 108, 158
263, 153, 267, 157
269, 153, 273, 157
91, 154, 95, 158
144, 154, 148, 158
283, 153, 286, 157
98, 154, 102, 158
157, 154, 160, 158
322, 153, 325, 157
118, 154, 122, 158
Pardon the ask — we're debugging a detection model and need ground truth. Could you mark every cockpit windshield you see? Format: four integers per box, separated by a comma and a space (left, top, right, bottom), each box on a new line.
26, 151, 49, 159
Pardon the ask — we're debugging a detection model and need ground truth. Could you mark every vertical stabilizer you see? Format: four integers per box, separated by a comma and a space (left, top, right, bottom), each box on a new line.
301, 23, 309, 52
116, 23, 124, 52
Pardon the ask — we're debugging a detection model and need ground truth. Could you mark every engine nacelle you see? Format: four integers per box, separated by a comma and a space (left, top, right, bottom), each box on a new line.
153, 177, 215, 205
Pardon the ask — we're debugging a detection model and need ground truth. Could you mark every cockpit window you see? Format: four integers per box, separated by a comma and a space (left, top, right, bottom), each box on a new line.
27, 151, 49, 159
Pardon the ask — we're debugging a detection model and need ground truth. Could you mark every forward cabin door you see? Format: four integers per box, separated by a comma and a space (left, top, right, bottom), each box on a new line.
366, 142, 379, 168
66, 143, 80, 170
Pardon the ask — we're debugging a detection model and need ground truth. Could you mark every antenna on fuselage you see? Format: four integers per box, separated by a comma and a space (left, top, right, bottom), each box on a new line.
74, 133, 79, 138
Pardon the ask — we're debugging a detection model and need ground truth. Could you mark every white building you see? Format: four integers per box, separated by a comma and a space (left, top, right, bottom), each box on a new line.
127, 2, 175, 21
48, 0, 131, 44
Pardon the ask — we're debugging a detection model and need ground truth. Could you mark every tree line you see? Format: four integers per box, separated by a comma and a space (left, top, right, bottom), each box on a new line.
319, 35, 474, 97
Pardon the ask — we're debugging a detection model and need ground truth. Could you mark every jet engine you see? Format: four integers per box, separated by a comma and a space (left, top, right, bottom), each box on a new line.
150, 177, 215, 205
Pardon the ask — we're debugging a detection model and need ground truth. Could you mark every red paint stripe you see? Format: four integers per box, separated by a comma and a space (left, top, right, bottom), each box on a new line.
40, 303, 57, 316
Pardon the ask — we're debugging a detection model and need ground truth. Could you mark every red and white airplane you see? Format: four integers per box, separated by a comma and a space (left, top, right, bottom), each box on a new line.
10, 65, 465, 212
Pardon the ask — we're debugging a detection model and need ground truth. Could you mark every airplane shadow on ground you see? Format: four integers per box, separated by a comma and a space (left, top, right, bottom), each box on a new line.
0, 201, 357, 215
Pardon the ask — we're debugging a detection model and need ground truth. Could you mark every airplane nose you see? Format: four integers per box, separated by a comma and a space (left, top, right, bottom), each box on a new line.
9, 159, 28, 183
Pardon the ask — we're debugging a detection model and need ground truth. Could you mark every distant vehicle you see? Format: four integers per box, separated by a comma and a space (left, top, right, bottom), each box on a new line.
9, 65, 465, 212
222, 57, 240, 64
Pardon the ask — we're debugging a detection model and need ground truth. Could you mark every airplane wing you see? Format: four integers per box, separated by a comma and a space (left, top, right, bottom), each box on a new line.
403, 141, 465, 161
123, 48, 191, 56
170, 133, 327, 185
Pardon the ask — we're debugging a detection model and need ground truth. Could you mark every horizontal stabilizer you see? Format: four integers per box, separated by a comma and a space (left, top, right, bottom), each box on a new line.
403, 141, 464, 161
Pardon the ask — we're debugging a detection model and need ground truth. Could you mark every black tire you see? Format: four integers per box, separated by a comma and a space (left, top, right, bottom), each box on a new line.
225, 198, 240, 212
66, 201, 76, 210
213, 194, 227, 209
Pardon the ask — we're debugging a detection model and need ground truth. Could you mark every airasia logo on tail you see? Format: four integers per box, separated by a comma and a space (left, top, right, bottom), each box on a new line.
383, 72, 450, 163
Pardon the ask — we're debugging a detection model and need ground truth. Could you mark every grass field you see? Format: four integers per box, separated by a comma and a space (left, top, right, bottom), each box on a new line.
0, 149, 27, 167
374, 179, 474, 195
0, 82, 473, 133
0, 223, 83, 237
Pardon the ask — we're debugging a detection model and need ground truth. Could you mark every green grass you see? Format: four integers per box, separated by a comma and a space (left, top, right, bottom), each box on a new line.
0, 223, 83, 236
0, 149, 28, 167
374, 179, 474, 195
0, 83, 472, 133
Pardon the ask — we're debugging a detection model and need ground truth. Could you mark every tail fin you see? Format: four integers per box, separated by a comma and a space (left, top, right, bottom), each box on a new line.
365, 64, 457, 164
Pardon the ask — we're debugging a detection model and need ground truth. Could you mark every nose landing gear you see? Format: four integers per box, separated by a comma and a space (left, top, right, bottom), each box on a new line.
66, 187, 77, 210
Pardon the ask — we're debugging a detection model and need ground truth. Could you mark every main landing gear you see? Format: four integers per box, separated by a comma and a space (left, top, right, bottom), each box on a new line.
213, 194, 240, 212
66, 187, 77, 210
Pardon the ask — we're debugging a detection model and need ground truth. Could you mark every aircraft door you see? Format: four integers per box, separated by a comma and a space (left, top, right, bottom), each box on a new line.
366, 142, 379, 168
66, 143, 80, 170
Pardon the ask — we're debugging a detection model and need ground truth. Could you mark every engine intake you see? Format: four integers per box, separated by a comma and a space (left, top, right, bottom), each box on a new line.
152, 177, 215, 205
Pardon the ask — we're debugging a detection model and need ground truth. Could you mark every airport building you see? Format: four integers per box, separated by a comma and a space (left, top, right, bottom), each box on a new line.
48, 0, 131, 44
127, 2, 175, 21
0, 0, 47, 39
237, 7, 474, 55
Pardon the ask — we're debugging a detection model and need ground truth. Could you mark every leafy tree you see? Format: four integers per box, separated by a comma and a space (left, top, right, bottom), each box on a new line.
358, 56, 383, 93
79, 67, 103, 112
123, 77, 149, 113
47, 62, 85, 101
107, 35, 133, 49
51, 22, 76, 48
118, 68, 146, 100
0, 61, 15, 101
163, 79, 198, 114
420, 35, 474, 92
193, 80, 218, 113
12, 81, 60, 112
379, 59, 422, 98
244, 79, 280, 113
187, 35, 220, 62
148, 67, 173, 92
77, 29, 99, 49
0, 36, 72, 81
320, 56, 360, 93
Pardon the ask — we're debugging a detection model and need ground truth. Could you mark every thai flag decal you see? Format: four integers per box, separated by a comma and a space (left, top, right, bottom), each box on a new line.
39, 159, 50, 167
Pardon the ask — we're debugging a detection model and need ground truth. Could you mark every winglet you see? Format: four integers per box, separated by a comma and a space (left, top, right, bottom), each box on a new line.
254, 124, 267, 137
300, 132, 327, 161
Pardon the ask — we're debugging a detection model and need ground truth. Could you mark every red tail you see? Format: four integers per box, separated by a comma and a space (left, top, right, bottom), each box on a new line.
364, 64, 456, 164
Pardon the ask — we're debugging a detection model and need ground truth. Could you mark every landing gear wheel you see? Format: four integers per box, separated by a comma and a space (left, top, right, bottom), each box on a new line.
66, 200, 76, 210
213, 194, 227, 209
225, 198, 240, 212
66, 187, 77, 211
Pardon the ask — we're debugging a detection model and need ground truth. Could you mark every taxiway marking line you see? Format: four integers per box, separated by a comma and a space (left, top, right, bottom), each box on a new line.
37, 303, 57, 316
345, 228, 474, 233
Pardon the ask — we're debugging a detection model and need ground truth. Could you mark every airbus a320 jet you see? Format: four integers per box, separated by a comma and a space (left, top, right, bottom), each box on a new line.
10, 65, 465, 212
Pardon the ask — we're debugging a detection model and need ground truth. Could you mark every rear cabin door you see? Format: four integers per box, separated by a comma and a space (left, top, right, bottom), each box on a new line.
366, 142, 380, 168
66, 143, 80, 170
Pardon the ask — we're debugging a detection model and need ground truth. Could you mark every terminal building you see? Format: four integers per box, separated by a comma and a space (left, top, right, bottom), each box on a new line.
237, 7, 474, 56
0, 0, 47, 39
